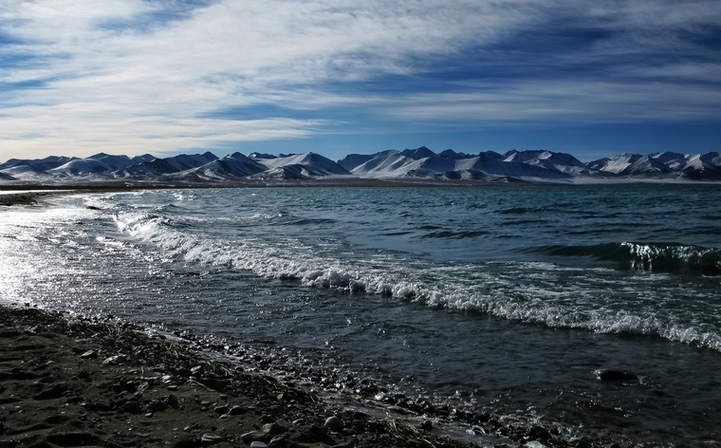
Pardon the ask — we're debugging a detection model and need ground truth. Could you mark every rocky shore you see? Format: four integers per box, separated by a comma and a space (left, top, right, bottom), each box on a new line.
1, 306, 481, 448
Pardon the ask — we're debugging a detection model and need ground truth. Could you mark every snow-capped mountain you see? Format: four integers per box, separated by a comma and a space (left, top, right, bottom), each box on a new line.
587, 151, 721, 180
169, 153, 267, 181
117, 152, 217, 178
586, 153, 673, 176
0, 156, 76, 180
249, 153, 352, 179
339, 147, 590, 180
1, 148, 720, 184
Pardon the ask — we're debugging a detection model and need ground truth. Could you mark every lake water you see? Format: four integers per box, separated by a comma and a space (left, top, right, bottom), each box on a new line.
1, 184, 720, 446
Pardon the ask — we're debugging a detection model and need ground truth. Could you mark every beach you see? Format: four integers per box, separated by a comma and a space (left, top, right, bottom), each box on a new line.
2, 185, 719, 447
1, 306, 484, 448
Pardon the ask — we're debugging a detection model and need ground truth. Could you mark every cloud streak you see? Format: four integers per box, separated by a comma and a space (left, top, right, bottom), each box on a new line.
0, 0, 720, 160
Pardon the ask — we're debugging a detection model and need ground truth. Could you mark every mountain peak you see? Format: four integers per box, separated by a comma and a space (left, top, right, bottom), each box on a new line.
401, 146, 436, 160
2, 148, 721, 183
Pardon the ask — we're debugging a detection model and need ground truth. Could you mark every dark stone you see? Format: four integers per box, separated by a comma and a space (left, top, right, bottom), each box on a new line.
166, 394, 179, 409
118, 400, 141, 413
593, 369, 639, 382
242, 430, 271, 444
228, 405, 248, 415
527, 426, 551, 442
200, 433, 225, 446
323, 415, 344, 432
262, 421, 288, 435
419, 420, 433, 431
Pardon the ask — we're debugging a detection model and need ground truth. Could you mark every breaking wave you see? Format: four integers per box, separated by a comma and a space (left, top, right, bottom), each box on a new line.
110, 208, 721, 353
534, 242, 721, 274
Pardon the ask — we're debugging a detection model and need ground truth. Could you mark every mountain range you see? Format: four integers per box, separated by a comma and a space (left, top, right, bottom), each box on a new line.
1, 147, 720, 184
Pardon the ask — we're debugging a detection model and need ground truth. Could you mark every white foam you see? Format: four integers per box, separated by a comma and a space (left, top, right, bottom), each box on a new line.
112, 208, 721, 353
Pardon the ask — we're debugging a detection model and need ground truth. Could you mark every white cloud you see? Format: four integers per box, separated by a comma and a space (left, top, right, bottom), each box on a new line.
0, 0, 719, 160
385, 79, 721, 123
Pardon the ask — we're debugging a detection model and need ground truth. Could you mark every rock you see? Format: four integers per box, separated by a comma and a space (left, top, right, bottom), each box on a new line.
262, 421, 288, 435
200, 433, 225, 446
525, 442, 545, 448
250, 442, 268, 448
324, 415, 344, 432
242, 430, 271, 444
593, 369, 638, 382
79, 350, 98, 359
214, 404, 229, 415
118, 400, 141, 413
527, 426, 551, 442
228, 405, 248, 415
166, 394, 179, 409
102, 354, 127, 365
269, 434, 288, 447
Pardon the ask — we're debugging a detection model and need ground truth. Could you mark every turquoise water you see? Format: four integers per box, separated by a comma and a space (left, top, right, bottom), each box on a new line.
1, 184, 720, 446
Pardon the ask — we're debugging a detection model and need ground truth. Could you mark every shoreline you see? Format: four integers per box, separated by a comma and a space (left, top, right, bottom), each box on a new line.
1, 187, 666, 447
0, 305, 622, 448
0, 305, 479, 448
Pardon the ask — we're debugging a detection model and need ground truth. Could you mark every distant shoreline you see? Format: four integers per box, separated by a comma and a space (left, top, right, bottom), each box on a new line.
1, 177, 718, 207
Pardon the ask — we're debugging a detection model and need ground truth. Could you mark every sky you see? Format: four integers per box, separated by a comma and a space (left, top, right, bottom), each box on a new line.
1, 1, 720, 163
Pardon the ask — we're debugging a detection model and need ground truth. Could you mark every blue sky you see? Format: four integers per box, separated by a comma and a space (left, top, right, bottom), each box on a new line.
1, 1, 720, 163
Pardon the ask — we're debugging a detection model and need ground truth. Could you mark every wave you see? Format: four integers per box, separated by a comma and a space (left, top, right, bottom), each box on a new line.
420, 230, 491, 239
111, 209, 721, 352
113, 210, 428, 299
534, 242, 721, 274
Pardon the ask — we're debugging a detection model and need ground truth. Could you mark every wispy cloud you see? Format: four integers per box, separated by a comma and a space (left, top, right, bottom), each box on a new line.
0, 0, 720, 160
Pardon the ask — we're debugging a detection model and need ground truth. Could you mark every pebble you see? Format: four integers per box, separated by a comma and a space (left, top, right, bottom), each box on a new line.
102, 354, 126, 365
324, 415, 344, 431
200, 433, 225, 446
228, 405, 248, 415
241, 430, 268, 444
166, 394, 179, 409
118, 400, 141, 413
262, 421, 288, 435
79, 350, 98, 359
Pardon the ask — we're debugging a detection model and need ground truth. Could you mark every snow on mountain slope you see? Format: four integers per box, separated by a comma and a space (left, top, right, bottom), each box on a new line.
344, 150, 420, 177
345, 148, 578, 180
337, 153, 375, 172
0, 156, 75, 173
173, 153, 267, 181
2, 148, 720, 184
504, 150, 589, 175
681, 152, 721, 180
88, 153, 150, 171
48, 158, 114, 177
587, 153, 672, 176
701, 152, 721, 167
117, 152, 218, 177
651, 152, 688, 170
401, 146, 436, 160
0, 164, 50, 180
251, 153, 351, 177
